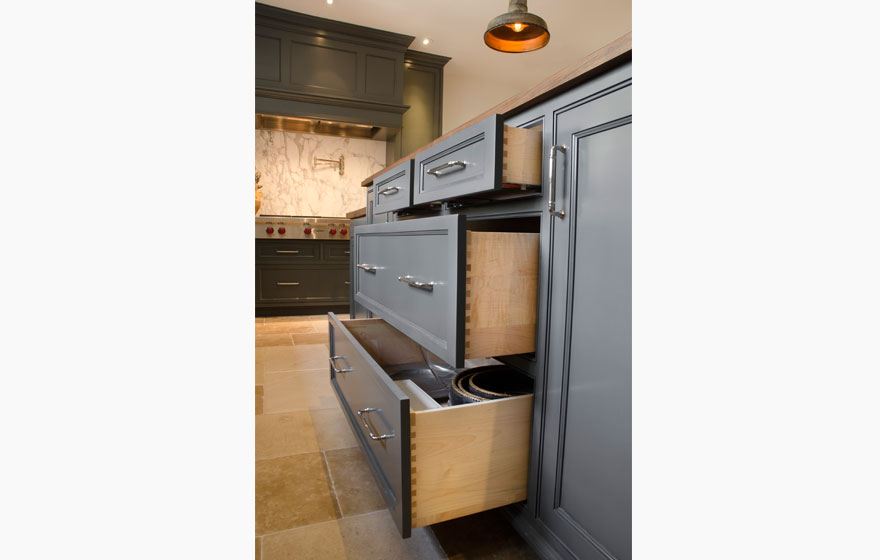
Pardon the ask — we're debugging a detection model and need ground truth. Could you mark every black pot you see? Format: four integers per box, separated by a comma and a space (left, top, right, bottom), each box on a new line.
449, 365, 533, 406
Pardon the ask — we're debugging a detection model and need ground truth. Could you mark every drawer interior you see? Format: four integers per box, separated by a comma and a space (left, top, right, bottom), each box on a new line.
340, 317, 533, 528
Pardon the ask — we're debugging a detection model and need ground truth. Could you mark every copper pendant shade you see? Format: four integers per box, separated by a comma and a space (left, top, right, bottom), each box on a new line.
484, 0, 550, 53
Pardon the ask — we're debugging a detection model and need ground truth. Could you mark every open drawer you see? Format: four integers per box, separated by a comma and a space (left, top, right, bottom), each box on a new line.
328, 313, 532, 538
352, 214, 539, 367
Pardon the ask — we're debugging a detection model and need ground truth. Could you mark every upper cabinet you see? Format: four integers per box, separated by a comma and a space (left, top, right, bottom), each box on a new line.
255, 3, 414, 128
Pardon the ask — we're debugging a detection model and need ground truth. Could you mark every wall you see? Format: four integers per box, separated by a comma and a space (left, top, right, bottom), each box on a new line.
256, 130, 385, 216
441, 68, 527, 134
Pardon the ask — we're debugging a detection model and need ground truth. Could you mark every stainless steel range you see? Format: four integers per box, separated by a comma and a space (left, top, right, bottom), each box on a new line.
255, 215, 350, 240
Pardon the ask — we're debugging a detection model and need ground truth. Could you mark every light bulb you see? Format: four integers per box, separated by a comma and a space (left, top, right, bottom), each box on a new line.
513, 22, 524, 32
422, 38, 430, 45
326, 0, 333, 4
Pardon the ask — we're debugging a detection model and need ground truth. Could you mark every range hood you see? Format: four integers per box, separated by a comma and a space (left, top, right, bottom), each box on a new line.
255, 113, 397, 141
256, 5, 412, 142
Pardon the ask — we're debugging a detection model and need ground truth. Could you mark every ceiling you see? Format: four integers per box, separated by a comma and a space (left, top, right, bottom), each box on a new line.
260, 0, 631, 131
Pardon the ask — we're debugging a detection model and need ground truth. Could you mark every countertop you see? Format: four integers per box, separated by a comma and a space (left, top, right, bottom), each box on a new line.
360, 31, 632, 188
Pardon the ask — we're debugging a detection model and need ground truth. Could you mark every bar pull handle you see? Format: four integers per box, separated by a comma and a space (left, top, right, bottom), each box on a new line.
398, 275, 435, 292
357, 263, 378, 273
427, 160, 467, 177
329, 355, 353, 374
357, 408, 395, 440
344, 250, 350, 254
276, 282, 300, 286
276, 250, 300, 254
378, 186, 400, 196
548, 144, 567, 219
344, 281, 351, 285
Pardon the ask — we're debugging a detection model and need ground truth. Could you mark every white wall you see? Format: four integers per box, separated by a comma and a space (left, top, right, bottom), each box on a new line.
256, 130, 385, 217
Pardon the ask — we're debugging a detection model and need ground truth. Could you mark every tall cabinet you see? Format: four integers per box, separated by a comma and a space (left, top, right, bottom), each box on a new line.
535, 65, 632, 560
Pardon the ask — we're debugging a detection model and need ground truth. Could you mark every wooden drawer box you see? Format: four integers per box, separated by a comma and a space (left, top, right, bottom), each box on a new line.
352, 214, 538, 367
412, 114, 541, 205
328, 313, 532, 538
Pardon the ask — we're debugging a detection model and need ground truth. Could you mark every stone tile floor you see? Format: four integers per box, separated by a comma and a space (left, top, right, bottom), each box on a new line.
256, 314, 539, 560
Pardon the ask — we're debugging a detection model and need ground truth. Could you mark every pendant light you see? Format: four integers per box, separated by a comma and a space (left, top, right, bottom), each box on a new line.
484, 0, 550, 53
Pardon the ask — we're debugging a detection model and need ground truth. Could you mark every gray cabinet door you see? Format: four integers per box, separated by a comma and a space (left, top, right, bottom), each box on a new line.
540, 76, 632, 560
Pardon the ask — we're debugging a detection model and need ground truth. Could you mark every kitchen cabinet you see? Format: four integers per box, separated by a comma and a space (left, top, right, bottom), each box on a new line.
255, 239, 349, 315
341, 34, 632, 559
534, 64, 632, 560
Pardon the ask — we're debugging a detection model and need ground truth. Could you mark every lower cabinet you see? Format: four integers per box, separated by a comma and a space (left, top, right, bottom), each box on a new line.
256, 239, 350, 314
328, 313, 532, 538
537, 66, 632, 560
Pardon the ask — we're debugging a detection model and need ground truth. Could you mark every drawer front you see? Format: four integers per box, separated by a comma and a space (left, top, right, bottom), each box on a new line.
328, 313, 411, 537
322, 241, 351, 261
256, 240, 319, 262
373, 159, 414, 213
353, 215, 466, 366
413, 114, 503, 205
257, 267, 348, 302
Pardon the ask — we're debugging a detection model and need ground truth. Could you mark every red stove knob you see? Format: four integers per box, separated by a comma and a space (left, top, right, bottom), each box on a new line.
303, 227, 312, 234
329, 228, 337, 235
278, 227, 286, 234
340, 228, 348, 235
265, 226, 274, 234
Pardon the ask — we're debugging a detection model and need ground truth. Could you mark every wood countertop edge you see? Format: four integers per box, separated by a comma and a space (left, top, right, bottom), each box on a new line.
346, 207, 367, 219
361, 31, 632, 187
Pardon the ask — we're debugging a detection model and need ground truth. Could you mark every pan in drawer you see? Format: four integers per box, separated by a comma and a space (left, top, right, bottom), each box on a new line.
328, 313, 532, 538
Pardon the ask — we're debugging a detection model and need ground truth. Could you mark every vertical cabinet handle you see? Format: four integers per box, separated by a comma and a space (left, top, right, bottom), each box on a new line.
357, 408, 395, 440
548, 144, 567, 219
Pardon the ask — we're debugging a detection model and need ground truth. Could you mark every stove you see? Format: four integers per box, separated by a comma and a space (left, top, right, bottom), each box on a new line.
255, 215, 350, 240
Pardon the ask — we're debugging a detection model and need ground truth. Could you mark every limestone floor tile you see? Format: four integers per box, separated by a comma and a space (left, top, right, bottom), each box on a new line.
256, 412, 319, 460
262, 511, 444, 560
256, 344, 328, 373
256, 537, 261, 560
256, 365, 265, 386
261, 517, 346, 560
256, 453, 341, 535
256, 334, 293, 347
256, 386, 264, 415
310, 408, 357, 450
324, 447, 386, 517
263, 369, 337, 413
292, 331, 329, 345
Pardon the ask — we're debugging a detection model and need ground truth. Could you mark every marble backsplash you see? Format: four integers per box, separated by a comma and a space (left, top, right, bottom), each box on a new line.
256, 130, 386, 217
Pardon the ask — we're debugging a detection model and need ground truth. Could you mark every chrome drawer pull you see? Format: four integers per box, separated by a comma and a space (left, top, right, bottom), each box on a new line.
378, 186, 399, 196
344, 250, 350, 254
344, 281, 351, 285
548, 144, 567, 219
276, 282, 300, 286
357, 263, 378, 273
426, 160, 467, 176
398, 275, 435, 292
329, 355, 353, 374
357, 408, 395, 440
276, 250, 300, 254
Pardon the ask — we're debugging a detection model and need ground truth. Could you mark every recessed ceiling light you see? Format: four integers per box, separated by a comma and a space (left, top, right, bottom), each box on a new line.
422, 38, 430, 45
327, 0, 333, 4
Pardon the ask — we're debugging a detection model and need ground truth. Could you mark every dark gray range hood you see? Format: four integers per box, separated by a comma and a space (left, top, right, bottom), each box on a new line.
256, 3, 414, 138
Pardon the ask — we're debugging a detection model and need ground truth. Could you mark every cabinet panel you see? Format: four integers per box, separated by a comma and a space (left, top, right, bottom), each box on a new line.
541, 74, 632, 560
